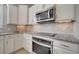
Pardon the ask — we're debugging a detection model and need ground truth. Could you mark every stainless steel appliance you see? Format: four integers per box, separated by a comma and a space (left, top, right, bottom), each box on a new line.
36, 7, 55, 22
32, 37, 53, 54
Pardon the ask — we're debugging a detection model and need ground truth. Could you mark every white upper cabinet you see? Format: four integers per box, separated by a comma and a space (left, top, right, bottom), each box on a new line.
7, 5, 29, 25
0, 4, 7, 27
75, 5, 79, 22
29, 6, 34, 24
3, 5, 7, 25
0, 5, 3, 28
8, 5, 18, 24
44, 4, 54, 9
35, 4, 54, 12
18, 5, 28, 24
56, 4, 75, 22
29, 5, 38, 24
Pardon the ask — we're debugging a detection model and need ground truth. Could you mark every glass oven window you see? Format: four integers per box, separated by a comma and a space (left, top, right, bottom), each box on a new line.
32, 42, 51, 54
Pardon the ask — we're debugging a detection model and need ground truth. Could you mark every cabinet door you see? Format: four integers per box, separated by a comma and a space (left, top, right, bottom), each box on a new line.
14, 34, 23, 51
23, 34, 32, 53
0, 5, 3, 28
29, 5, 37, 24
75, 5, 79, 22
9, 5, 18, 24
3, 5, 7, 25
5, 35, 14, 54
29, 6, 34, 24
18, 5, 28, 24
0, 36, 4, 54
56, 4, 75, 21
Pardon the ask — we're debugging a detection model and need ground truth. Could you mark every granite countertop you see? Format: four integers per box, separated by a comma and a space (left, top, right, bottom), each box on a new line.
53, 34, 79, 44
28, 32, 79, 44
0, 31, 20, 36
0, 31, 79, 44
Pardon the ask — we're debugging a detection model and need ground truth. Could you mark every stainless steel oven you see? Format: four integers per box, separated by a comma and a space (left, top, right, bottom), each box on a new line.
32, 37, 53, 54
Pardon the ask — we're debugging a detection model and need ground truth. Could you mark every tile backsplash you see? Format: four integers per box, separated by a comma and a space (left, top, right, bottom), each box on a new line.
16, 25, 33, 32
32, 23, 73, 34
0, 24, 17, 32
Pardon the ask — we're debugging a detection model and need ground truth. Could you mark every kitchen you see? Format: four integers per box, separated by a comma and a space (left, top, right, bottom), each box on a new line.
0, 4, 79, 54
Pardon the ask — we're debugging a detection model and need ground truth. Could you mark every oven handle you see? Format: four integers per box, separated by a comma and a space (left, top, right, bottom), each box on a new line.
33, 40, 51, 48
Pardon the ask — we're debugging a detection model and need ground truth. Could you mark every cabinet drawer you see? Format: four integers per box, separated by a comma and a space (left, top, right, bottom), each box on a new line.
53, 46, 77, 54
53, 40, 79, 52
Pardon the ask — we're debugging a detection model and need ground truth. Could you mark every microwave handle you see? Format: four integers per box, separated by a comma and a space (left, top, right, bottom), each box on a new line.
48, 10, 50, 18
49, 9, 54, 18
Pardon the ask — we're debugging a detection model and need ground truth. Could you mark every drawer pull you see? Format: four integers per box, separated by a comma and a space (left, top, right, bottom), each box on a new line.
61, 44, 69, 47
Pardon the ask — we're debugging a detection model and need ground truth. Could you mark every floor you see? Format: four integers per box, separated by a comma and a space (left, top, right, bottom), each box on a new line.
14, 49, 29, 54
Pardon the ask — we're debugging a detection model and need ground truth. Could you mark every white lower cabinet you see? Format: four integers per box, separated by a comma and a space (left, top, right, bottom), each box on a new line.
0, 33, 24, 54
4, 35, 14, 54
1, 33, 79, 54
0, 39, 4, 54
53, 46, 76, 54
14, 34, 23, 51
53, 40, 79, 54
4, 33, 23, 54
23, 33, 32, 53
0, 36, 4, 54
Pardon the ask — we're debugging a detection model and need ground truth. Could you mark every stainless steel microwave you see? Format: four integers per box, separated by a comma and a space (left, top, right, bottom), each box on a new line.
36, 7, 55, 22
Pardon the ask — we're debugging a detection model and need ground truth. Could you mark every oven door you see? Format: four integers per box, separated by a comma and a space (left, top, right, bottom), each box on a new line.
32, 40, 52, 54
